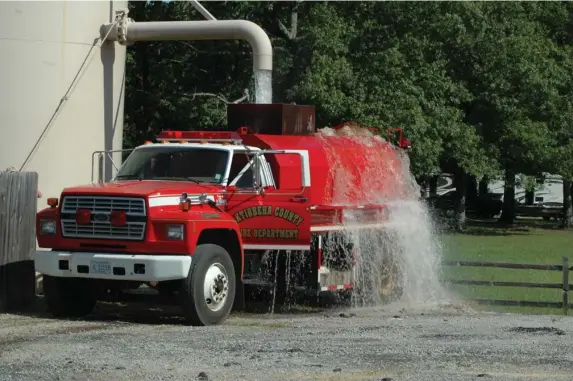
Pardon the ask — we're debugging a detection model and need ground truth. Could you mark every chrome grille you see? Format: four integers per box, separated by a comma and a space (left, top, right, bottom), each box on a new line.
61, 196, 147, 241
61, 220, 146, 240
61, 196, 146, 216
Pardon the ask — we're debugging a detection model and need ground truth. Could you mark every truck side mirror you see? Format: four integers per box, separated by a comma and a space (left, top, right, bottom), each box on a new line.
251, 154, 263, 192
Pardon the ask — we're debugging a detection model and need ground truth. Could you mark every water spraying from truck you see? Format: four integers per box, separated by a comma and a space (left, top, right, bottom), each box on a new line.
316, 125, 450, 309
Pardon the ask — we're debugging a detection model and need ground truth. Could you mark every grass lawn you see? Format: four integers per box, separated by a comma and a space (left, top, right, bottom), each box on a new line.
440, 218, 573, 316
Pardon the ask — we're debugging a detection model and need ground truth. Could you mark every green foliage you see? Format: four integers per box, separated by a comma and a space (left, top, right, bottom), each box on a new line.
516, 174, 540, 193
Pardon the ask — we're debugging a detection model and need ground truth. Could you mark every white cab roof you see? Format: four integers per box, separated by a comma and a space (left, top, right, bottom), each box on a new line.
134, 142, 261, 152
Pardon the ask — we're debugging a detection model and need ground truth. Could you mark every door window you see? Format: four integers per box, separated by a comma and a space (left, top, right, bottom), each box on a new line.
229, 151, 274, 189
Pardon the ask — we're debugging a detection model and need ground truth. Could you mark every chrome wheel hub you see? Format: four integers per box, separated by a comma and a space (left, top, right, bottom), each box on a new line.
203, 263, 229, 312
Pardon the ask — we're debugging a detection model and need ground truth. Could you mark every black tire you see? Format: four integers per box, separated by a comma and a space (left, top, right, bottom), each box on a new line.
377, 255, 404, 304
353, 230, 404, 306
43, 275, 97, 318
181, 244, 236, 326
351, 257, 404, 306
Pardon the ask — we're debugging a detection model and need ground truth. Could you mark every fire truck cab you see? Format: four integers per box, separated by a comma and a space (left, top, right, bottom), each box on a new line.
35, 103, 410, 326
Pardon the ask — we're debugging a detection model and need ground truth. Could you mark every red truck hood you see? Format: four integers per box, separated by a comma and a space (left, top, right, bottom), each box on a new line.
61, 180, 223, 198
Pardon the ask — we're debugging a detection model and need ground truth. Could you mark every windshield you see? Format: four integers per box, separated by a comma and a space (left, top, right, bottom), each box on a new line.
115, 146, 230, 184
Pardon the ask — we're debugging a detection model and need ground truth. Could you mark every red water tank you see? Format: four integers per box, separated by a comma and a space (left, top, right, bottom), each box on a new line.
242, 127, 414, 206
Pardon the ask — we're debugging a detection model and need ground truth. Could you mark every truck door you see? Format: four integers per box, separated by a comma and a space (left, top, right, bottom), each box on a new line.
224, 150, 311, 251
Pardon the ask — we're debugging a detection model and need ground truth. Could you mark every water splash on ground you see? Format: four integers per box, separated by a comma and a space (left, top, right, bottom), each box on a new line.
316, 125, 453, 309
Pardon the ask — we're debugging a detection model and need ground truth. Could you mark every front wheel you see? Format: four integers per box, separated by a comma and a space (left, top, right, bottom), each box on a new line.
181, 244, 236, 326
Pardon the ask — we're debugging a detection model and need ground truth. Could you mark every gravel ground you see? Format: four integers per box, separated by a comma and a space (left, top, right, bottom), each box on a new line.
1, 300, 572, 381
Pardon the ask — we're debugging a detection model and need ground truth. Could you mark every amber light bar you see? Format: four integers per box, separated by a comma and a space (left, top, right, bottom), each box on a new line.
156, 130, 244, 145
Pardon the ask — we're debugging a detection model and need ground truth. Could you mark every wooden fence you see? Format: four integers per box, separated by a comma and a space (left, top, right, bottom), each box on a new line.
0, 171, 38, 312
443, 257, 572, 315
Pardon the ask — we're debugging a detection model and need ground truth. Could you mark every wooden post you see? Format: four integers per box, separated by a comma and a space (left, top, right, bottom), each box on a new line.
0, 171, 38, 312
562, 257, 569, 316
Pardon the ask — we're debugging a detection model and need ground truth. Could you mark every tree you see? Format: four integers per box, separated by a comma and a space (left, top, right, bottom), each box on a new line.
438, 2, 570, 224
531, 2, 573, 228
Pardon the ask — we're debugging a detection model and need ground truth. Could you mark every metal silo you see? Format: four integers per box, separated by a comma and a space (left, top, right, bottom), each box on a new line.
0, 0, 128, 201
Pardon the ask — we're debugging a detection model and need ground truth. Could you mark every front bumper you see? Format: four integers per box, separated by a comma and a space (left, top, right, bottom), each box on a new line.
35, 250, 191, 282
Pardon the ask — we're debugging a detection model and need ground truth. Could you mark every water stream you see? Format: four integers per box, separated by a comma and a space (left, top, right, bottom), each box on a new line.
253, 69, 272, 104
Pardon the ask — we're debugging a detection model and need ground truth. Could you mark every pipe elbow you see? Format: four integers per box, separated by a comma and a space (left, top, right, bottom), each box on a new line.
99, 19, 273, 71
220, 20, 273, 71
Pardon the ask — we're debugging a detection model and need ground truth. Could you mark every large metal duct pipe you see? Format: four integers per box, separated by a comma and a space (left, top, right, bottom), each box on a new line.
100, 17, 273, 103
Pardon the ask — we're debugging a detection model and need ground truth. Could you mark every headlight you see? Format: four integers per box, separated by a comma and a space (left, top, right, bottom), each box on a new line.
167, 224, 184, 240
40, 219, 57, 235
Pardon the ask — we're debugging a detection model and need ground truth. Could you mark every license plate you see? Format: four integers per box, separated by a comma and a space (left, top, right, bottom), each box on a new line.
90, 260, 111, 275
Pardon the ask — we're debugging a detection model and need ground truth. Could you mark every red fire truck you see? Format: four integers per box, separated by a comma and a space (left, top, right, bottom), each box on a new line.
35, 103, 411, 326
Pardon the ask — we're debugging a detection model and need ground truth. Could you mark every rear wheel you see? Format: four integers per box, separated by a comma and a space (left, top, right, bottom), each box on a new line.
376, 253, 403, 303
43, 275, 97, 318
352, 230, 404, 305
181, 244, 236, 326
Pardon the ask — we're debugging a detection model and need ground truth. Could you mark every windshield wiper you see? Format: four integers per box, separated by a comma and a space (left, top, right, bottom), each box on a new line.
188, 178, 224, 185
151, 176, 203, 184
115, 174, 143, 181
115, 175, 217, 185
